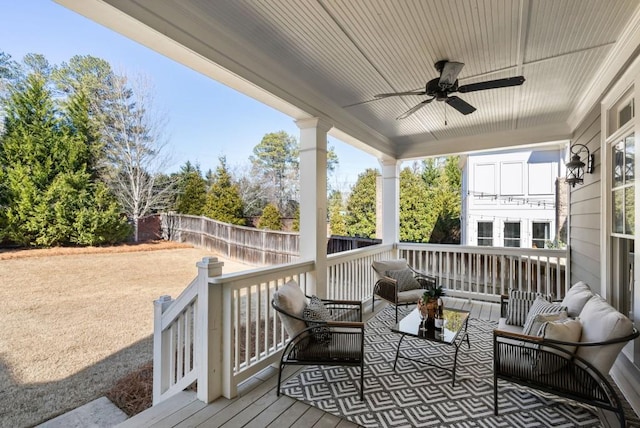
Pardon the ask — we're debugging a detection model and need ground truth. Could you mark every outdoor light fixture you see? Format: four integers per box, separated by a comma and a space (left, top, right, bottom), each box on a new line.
565, 143, 594, 187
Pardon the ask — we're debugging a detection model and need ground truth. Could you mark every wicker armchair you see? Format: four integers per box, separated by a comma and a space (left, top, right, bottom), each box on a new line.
271, 281, 365, 400
372, 259, 437, 322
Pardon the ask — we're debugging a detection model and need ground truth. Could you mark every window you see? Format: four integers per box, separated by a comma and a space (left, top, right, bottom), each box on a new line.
532, 222, 550, 248
504, 222, 521, 247
608, 90, 634, 137
477, 221, 493, 246
612, 133, 635, 236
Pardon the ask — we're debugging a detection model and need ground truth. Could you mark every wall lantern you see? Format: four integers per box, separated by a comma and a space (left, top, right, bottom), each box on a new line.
566, 143, 594, 187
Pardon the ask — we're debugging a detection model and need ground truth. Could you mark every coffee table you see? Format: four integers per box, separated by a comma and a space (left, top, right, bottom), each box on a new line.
391, 307, 471, 385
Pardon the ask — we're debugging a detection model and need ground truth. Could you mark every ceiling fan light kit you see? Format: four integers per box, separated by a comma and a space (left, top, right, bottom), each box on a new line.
374, 60, 526, 119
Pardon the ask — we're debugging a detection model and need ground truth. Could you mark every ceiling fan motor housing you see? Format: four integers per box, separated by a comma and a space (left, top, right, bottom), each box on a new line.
426, 78, 457, 100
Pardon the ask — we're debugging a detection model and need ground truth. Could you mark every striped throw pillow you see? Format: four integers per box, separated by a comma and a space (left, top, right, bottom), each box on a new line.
506, 289, 544, 326
522, 297, 567, 335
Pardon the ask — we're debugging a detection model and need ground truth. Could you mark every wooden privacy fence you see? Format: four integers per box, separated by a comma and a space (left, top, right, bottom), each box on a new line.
161, 214, 384, 265
162, 213, 299, 266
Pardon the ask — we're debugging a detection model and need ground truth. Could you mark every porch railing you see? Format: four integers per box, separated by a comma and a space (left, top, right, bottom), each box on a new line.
153, 242, 568, 405
399, 243, 568, 301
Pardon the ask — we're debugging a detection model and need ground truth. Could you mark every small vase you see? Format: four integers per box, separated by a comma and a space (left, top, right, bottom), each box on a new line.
425, 298, 438, 320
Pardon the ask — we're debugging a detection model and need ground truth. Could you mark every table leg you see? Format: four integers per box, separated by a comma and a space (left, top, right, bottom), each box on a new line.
393, 334, 407, 371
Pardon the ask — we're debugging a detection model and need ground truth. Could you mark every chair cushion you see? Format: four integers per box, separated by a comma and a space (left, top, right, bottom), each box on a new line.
560, 281, 593, 317
303, 296, 332, 344
372, 259, 408, 279
506, 289, 546, 326
536, 318, 582, 374
273, 280, 307, 338
522, 297, 567, 335
576, 295, 634, 375
386, 268, 421, 291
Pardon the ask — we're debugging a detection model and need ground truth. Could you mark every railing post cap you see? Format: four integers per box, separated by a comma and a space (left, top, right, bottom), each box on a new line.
156, 295, 172, 303
197, 256, 225, 277
197, 256, 219, 266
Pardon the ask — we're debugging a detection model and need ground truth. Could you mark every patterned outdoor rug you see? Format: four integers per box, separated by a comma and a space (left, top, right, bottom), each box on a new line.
282, 305, 640, 427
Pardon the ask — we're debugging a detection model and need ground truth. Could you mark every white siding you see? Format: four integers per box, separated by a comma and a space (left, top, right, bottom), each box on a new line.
568, 105, 602, 293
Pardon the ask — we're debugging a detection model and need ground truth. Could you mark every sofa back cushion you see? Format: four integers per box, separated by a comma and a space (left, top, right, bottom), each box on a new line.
273, 280, 308, 338
576, 295, 634, 375
561, 281, 593, 317
372, 259, 409, 280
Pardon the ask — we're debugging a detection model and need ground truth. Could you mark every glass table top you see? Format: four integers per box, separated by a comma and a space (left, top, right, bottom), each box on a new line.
391, 307, 470, 344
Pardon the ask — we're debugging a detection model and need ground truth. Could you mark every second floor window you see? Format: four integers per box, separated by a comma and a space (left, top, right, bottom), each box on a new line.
504, 222, 521, 247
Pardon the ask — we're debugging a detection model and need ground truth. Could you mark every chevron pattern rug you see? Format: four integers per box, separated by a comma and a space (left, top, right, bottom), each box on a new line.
281, 305, 640, 427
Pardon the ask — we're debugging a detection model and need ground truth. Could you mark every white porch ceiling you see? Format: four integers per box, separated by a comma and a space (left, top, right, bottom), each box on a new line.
57, 0, 640, 160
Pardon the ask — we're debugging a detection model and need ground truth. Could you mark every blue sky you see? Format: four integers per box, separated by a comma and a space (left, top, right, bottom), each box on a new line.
1, 0, 380, 189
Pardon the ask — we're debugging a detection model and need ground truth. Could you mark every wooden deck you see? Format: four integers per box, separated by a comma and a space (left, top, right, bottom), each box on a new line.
116, 298, 500, 428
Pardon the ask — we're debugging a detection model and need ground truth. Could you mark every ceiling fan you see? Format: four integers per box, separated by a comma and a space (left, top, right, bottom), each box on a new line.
374, 60, 525, 119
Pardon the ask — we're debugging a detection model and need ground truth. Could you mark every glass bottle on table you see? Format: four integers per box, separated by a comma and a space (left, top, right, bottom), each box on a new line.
435, 297, 444, 329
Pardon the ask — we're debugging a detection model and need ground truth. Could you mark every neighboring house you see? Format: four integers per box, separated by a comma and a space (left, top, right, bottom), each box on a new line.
460, 146, 567, 248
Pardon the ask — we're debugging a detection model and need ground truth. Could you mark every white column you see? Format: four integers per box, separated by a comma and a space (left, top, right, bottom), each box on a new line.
379, 159, 401, 245
195, 257, 224, 402
296, 117, 331, 297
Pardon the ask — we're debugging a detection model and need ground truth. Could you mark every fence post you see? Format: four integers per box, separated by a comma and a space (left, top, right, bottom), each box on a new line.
195, 257, 225, 403
152, 294, 173, 405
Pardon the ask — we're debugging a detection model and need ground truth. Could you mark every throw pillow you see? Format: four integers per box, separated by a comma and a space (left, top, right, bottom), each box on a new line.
372, 259, 409, 278
506, 289, 546, 326
386, 268, 421, 292
273, 280, 308, 338
303, 295, 332, 344
522, 297, 567, 335
561, 281, 593, 317
535, 318, 582, 374
523, 311, 568, 336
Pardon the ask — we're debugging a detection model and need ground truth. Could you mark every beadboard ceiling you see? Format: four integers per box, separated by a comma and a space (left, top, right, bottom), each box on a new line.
57, 0, 640, 160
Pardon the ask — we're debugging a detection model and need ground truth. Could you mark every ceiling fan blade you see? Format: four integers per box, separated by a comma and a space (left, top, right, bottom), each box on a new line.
374, 90, 427, 98
457, 76, 525, 93
439, 61, 464, 87
446, 96, 476, 115
396, 97, 435, 120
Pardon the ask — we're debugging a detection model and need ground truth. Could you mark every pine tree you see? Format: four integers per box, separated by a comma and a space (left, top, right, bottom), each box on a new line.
203, 157, 245, 225
345, 169, 378, 238
250, 131, 298, 214
0, 74, 64, 244
0, 73, 130, 246
175, 167, 207, 215
292, 205, 300, 232
328, 190, 347, 236
399, 167, 434, 242
258, 203, 282, 230
429, 156, 461, 243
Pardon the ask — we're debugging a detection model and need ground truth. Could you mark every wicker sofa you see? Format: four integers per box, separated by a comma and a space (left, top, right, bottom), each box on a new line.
493, 282, 639, 427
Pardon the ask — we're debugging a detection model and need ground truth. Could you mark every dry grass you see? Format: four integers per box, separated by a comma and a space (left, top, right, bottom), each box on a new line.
106, 362, 154, 417
0, 241, 253, 428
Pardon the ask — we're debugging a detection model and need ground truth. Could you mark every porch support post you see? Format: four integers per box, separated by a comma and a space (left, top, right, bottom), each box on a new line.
379, 159, 400, 246
196, 257, 224, 403
296, 117, 331, 298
